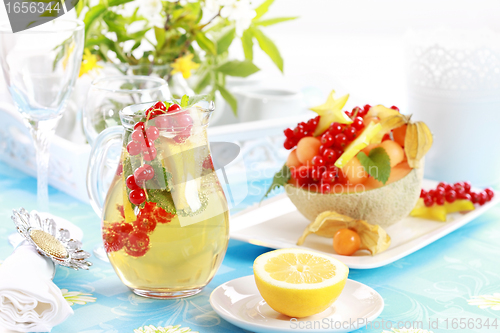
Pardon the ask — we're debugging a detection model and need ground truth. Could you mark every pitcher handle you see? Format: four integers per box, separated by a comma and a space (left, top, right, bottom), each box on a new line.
86, 126, 124, 217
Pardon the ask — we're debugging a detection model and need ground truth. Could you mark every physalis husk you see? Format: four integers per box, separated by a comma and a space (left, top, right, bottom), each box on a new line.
297, 211, 391, 255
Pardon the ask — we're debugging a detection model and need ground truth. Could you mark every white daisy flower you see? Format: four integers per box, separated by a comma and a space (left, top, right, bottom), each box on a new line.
61, 289, 97, 306
134, 325, 198, 333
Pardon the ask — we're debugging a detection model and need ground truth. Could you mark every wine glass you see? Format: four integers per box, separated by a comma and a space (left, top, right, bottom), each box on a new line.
0, 19, 84, 210
83, 75, 170, 261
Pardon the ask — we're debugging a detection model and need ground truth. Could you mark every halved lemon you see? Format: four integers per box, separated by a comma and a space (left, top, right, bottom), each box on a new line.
253, 248, 349, 318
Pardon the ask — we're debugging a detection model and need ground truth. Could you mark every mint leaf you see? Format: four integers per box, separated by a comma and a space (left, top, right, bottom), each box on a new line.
261, 164, 291, 201
357, 147, 391, 184
147, 189, 176, 214
180, 95, 189, 108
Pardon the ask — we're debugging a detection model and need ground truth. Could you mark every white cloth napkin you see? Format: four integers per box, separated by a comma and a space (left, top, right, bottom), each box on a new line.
0, 213, 83, 332
0, 244, 73, 332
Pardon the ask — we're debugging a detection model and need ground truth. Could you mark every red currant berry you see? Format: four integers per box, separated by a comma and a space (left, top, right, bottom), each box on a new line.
141, 139, 155, 151
334, 133, 347, 148
485, 188, 495, 201
284, 137, 295, 150
352, 117, 364, 131
131, 129, 144, 142
127, 141, 141, 156
124, 231, 150, 257
294, 127, 306, 140
321, 171, 336, 183
312, 155, 325, 167
320, 182, 331, 194
420, 189, 427, 198
284, 128, 294, 138
323, 148, 338, 163
134, 122, 145, 131
126, 175, 140, 190
145, 126, 159, 141
351, 106, 362, 116
153, 101, 167, 112
307, 116, 320, 130
443, 184, 453, 192
424, 195, 434, 207
319, 145, 327, 156
134, 214, 157, 234
428, 189, 436, 197
146, 110, 164, 119
112, 222, 134, 235
434, 188, 445, 199
175, 112, 194, 128
458, 193, 472, 201
471, 192, 480, 204
329, 122, 343, 135
435, 196, 445, 205
154, 115, 169, 129
437, 182, 447, 189
134, 164, 155, 183
363, 104, 371, 112
390, 106, 400, 112
129, 188, 146, 205
321, 133, 334, 147
463, 181, 472, 193
103, 230, 124, 253
478, 192, 488, 205
311, 168, 322, 181
167, 103, 181, 113
445, 190, 456, 203
142, 146, 157, 162
453, 182, 464, 192
345, 126, 357, 141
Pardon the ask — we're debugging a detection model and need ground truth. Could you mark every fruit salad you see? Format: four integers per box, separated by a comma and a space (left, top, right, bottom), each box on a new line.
263, 90, 433, 228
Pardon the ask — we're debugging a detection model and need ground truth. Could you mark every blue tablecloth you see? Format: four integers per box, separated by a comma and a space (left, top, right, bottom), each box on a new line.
1, 161, 499, 333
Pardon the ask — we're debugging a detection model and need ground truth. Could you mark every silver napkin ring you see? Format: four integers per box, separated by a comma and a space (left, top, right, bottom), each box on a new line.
11, 208, 92, 270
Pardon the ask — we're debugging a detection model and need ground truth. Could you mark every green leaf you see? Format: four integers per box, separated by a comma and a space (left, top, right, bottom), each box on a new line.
252, 27, 283, 72
217, 84, 237, 115
83, 0, 134, 35
356, 148, 391, 184
195, 32, 216, 55
261, 164, 290, 201
180, 95, 189, 108
216, 27, 236, 55
254, 0, 274, 21
193, 70, 212, 94
147, 189, 176, 214
154, 26, 166, 50
216, 60, 259, 77
254, 16, 298, 27
241, 29, 254, 61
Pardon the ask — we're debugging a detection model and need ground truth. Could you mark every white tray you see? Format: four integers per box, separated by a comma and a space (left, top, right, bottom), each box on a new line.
230, 179, 500, 269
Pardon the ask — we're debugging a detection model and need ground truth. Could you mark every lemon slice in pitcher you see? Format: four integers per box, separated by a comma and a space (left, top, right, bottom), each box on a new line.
253, 248, 349, 318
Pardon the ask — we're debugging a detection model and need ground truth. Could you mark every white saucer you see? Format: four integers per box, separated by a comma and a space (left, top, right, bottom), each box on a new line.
210, 275, 384, 333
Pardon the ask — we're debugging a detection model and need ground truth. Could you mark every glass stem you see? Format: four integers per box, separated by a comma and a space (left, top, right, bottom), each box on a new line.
26, 117, 60, 212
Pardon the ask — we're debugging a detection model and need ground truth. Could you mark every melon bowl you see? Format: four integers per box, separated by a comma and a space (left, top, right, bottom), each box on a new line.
285, 165, 424, 229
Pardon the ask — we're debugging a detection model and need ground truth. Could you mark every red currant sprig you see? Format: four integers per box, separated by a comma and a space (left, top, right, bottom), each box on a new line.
283, 116, 320, 150
420, 181, 494, 207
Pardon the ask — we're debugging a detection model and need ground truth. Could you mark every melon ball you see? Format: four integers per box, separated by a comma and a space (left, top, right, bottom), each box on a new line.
296, 137, 321, 165
341, 156, 368, 185
379, 140, 405, 167
286, 149, 302, 168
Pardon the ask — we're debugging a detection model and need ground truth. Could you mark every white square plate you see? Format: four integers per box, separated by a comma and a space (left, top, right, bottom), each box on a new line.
230, 179, 499, 269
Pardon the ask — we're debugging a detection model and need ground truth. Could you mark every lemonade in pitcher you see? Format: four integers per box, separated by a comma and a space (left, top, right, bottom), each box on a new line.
93, 97, 229, 298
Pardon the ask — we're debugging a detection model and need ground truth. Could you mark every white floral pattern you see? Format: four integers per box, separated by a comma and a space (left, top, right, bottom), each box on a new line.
61, 289, 97, 306
468, 293, 500, 310
134, 324, 198, 333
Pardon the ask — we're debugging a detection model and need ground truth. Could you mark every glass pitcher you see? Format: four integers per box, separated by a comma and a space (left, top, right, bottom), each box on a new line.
87, 98, 229, 298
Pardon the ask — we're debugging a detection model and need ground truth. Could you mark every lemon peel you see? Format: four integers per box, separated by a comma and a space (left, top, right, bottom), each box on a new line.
310, 90, 351, 136
297, 211, 391, 255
